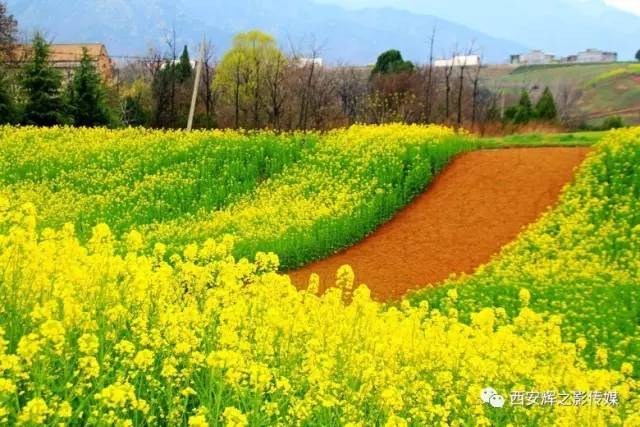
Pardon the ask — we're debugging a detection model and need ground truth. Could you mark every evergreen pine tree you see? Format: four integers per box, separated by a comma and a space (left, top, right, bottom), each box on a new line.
503, 106, 517, 122
177, 45, 192, 82
151, 61, 174, 127
21, 33, 67, 126
512, 90, 533, 124
535, 87, 558, 121
68, 48, 110, 126
0, 70, 14, 123
121, 95, 148, 126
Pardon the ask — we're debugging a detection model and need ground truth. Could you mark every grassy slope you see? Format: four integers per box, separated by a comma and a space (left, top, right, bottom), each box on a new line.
479, 131, 604, 148
482, 63, 640, 125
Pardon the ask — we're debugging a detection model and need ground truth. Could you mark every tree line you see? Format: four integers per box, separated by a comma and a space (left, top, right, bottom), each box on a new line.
1, 1, 567, 132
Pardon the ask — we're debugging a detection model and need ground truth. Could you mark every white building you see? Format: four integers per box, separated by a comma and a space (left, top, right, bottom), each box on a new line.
296, 57, 324, 68
510, 50, 555, 65
160, 59, 198, 70
574, 49, 617, 63
510, 48, 618, 66
434, 55, 481, 68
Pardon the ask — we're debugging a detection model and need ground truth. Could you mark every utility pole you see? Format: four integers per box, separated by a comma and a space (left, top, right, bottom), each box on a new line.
187, 36, 205, 131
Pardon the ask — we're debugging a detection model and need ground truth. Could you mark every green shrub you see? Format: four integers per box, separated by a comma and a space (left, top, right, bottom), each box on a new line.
601, 115, 624, 130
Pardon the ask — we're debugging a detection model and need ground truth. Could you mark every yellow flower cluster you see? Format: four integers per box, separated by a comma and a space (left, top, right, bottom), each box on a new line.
0, 199, 637, 425
0, 125, 312, 241
588, 64, 640, 86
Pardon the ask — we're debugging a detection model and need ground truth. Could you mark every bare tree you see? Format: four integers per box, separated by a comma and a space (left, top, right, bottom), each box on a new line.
168, 27, 178, 127
148, 47, 167, 127
232, 59, 242, 129
308, 68, 339, 129
470, 54, 483, 129
145, 48, 165, 79
443, 47, 457, 123
150, 28, 180, 128
199, 38, 217, 127
456, 43, 475, 127
265, 51, 287, 129
474, 86, 500, 136
336, 64, 367, 125
424, 27, 436, 123
299, 53, 317, 130
251, 40, 263, 128
555, 82, 583, 126
0, 2, 17, 63
289, 37, 323, 131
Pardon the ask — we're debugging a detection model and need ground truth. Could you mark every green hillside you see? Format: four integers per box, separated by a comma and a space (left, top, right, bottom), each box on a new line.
482, 62, 640, 126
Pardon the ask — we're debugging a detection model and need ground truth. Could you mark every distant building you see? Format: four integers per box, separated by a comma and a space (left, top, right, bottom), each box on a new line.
296, 57, 323, 68
160, 59, 198, 70
434, 55, 481, 67
573, 48, 617, 63
510, 48, 618, 66
12, 43, 115, 82
510, 50, 555, 65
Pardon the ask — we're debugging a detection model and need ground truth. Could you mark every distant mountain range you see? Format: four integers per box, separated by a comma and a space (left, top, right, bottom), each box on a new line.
317, 0, 640, 60
7, 0, 527, 64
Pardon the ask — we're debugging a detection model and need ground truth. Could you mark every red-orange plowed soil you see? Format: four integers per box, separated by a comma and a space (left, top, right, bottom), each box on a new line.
288, 147, 591, 301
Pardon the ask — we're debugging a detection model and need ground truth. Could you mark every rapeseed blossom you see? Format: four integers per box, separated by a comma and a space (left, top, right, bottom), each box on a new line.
0, 201, 637, 425
0, 125, 639, 425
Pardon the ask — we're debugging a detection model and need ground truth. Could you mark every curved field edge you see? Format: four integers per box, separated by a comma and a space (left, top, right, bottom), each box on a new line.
288, 146, 591, 300
1, 125, 472, 271
409, 128, 640, 378
0, 125, 604, 274
142, 124, 473, 270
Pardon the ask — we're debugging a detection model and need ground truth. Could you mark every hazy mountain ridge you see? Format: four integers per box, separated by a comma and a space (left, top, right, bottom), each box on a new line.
316, 0, 640, 59
6, 0, 527, 64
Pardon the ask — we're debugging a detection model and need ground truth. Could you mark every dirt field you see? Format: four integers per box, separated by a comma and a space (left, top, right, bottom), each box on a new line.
288, 147, 591, 300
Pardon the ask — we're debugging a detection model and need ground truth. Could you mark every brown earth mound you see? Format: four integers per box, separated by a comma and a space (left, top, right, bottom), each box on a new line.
288, 147, 591, 301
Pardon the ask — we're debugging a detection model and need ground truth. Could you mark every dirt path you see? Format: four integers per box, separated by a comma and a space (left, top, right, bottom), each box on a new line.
288, 147, 591, 301
585, 106, 640, 118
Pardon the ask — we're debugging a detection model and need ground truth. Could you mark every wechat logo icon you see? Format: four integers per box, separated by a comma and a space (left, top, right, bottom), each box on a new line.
481, 387, 505, 408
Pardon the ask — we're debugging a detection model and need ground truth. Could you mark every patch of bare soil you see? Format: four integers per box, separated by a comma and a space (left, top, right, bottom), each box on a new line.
288, 147, 591, 301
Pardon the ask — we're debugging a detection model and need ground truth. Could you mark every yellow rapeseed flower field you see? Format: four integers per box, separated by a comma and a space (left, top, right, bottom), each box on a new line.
0, 203, 637, 426
0, 124, 638, 425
